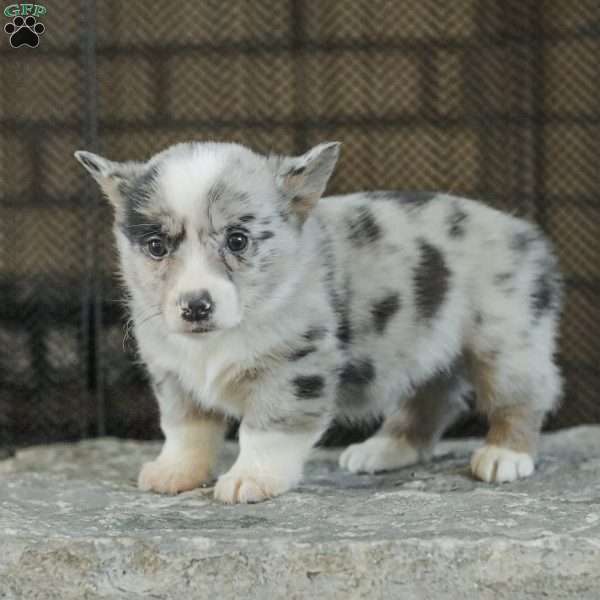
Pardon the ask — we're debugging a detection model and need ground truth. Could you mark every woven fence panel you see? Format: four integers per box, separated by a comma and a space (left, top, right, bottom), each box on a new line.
1, 0, 599, 447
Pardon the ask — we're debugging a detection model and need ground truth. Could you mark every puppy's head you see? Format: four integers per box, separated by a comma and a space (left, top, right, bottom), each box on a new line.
75, 141, 339, 336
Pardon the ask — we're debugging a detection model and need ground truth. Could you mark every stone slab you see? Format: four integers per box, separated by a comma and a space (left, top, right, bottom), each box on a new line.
1, 427, 600, 599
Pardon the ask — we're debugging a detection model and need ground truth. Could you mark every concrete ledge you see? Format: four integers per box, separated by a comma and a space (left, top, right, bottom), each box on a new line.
2, 427, 600, 599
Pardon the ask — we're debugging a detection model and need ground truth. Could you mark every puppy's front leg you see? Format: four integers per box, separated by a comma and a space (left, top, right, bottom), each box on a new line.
214, 421, 326, 504
138, 374, 226, 494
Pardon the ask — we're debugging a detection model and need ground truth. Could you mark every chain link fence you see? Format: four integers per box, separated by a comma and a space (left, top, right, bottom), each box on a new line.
1, 1, 599, 448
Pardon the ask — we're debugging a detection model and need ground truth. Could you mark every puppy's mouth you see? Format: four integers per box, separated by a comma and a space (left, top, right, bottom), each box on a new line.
179, 324, 217, 335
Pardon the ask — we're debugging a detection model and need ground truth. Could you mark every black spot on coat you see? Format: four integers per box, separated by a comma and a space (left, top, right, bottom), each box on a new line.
119, 167, 163, 243
413, 240, 450, 321
292, 375, 325, 399
256, 231, 275, 241
339, 359, 376, 385
371, 293, 401, 334
447, 204, 469, 238
347, 206, 381, 246
511, 230, 537, 253
331, 277, 353, 346
289, 345, 317, 361
304, 327, 327, 342
320, 232, 353, 346
336, 313, 352, 345
531, 270, 560, 319
120, 216, 163, 245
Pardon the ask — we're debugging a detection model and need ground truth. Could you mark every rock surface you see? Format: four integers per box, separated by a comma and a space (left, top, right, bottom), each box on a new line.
1, 427, 600, 599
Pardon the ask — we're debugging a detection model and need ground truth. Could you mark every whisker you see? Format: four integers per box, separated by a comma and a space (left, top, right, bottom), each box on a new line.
121, 305, 162, 350
122, 318, 134, 352
137, 311, 162, 327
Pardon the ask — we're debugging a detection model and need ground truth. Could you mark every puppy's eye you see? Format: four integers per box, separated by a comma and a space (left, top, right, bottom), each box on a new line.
147, 237, 168, 259
226, 231, 248, 253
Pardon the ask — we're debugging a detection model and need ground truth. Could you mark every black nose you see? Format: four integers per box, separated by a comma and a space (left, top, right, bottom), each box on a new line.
181, 292, 214, 322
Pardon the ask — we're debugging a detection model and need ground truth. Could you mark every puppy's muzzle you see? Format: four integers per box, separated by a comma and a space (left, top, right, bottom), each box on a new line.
180, 291, 214, 323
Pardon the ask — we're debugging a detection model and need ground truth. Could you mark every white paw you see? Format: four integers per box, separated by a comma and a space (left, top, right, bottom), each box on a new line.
214, 468, 290, 504
138, 452, 212, 495
339, 435, 421, 474
471, 444, 534, 483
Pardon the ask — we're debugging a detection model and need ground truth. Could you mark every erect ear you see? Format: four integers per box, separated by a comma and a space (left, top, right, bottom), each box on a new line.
273, 142, 341, 220
74, 150, 144, 211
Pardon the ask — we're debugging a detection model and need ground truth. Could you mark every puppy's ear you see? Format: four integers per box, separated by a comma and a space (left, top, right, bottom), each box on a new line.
74, 150, 144, 211
273, 142, 340, 220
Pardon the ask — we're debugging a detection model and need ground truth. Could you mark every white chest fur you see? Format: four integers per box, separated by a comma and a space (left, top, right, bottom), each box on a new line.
137, 320, 255, 416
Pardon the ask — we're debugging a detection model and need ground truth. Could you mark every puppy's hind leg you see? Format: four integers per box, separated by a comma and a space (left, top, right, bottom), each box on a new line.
468, 348, 560, 483
339, 369, 469, 474
469, 230, 562, 483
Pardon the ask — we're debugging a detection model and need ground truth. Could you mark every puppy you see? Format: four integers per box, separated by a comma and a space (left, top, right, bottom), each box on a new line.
75, 141, 562, 503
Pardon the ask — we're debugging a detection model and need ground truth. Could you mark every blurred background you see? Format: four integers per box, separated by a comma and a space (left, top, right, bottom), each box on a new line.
1, 1, 599, 450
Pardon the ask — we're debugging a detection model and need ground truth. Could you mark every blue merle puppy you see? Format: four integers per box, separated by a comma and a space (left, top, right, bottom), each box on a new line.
75, 141, 562, 503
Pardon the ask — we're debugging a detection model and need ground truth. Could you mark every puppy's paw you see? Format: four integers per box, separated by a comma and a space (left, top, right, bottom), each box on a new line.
471, 444, 534, 483
138, 453, 212, 494
214, 468, 290, 504
339, 435, 420, 474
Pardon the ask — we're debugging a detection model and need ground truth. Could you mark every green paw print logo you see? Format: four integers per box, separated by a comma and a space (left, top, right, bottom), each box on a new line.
3, 3, 46, 48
